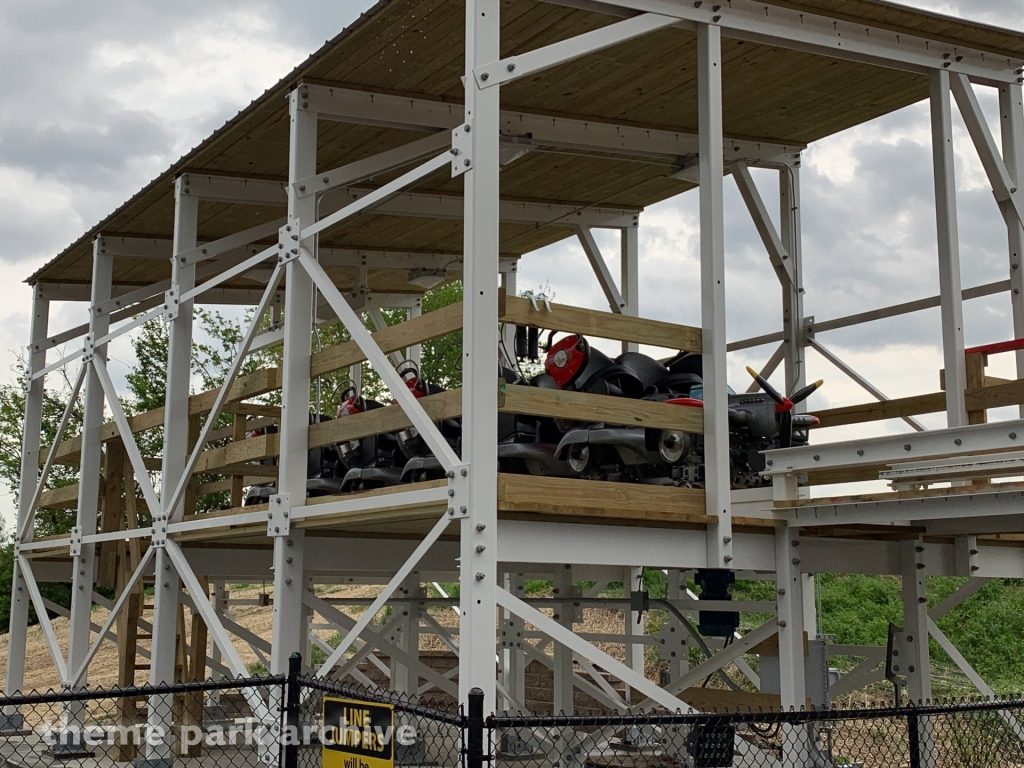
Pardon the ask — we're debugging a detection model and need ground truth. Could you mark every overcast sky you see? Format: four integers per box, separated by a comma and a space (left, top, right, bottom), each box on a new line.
1, 0, 1024, 524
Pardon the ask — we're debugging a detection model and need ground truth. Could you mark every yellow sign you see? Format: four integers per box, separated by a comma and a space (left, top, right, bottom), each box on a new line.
322, 697, 395, 768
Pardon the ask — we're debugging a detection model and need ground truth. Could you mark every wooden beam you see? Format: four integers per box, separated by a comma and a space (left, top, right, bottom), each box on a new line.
499, 290, 701, 352
501, 383, 704, 433
497, 474, 710, 522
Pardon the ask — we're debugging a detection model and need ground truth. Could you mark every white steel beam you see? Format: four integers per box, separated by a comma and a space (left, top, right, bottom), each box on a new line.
698, 22, 732, 567
272, 90, 318, 679
176, 217, 286, 268
1001, 83, 1024, 408
574, 225, 625, 313
316, 512, 453, 676
900, 539, 931, 702
299, 250, 460, 468
809, 338, 926, 432
745, 343, 785, 393
543, 0, 1021, 83
67, 547, 154, 687
731, 162, 794, 288
775, 528, 806, 709
302, 84, 800, 164
931, 70, 968, 427
779, 165, 805, 396
621, 225, 639, 353
728, 279, 1012, 352
4, 287, 48, 711
15, 557, 68, 683
302, 153, 451, 240
763, 418, 1024, 474
67, 240, 112, 691
951, 74, 1024, 228
474, 13, 677, 89
296, 131, 452, 198
497, 587, 688, 712
460, 0, 502, 716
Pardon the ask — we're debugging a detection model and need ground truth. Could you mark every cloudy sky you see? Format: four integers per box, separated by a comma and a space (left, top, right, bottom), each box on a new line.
1, 0, 1024, 524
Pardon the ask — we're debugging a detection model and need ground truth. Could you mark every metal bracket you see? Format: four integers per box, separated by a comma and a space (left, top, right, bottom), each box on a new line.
268, 493, 291, 536
69, 527, 82, 558
520, 290, 552, 312
163, 287, 180, 322
81, 335, 94, 365
277, 223, 302, 263
656, 621, 688, 664
451, 124, 472, 177
444, 466, 470, 519
802, 315, 816, 343
954, 535, 980, 576
151, 515, 168, 548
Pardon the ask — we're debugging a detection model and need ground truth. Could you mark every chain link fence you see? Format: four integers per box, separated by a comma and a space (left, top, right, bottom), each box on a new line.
3, 663, 1023, 768
485, 699, 1024, 768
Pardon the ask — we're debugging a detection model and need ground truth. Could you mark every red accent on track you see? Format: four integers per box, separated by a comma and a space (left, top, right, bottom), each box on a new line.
964, 338, 1024, 356
665, 397, 704, 408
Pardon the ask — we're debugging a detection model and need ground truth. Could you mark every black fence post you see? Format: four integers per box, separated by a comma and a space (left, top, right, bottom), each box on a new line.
907, 710, 921, 768
465, 687, 485, 768
283, 653, 302, 768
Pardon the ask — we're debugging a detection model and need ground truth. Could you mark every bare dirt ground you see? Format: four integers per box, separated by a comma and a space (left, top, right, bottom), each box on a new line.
0, 585, 631, 693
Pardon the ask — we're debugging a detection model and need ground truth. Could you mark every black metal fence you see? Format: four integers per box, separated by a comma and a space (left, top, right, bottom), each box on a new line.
3, 661, 1023, 768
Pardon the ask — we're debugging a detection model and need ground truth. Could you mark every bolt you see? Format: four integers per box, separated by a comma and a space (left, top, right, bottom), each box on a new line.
163, 582, 169, 588
302, 101, 309, 108
723, 554, 733, 562
286, 557, 293, 564
792, 558, 801, 565
460, 505, 467, 514
476, 545, 486, 553
971, 565, 980, 571
448, 507, 455, 516
916, 546, 924, 553
919, 597, 927, 603
274, 526, 280, 533
713, 4, 721, 10
904, 444, 912, 451
778, 620, 787, 628
813, 454, 820, 461
481, 72, 489, 81
507, 62, 516, 72
464, 159, 471, 167
917, 563, 925, 570
723, 535, 732, 543
970, 548, 979, 555
766, 459, 773, 466
451, 148, 460, 156
268, 513, 273, 519
476, 523, 486, 531
1012, 432, 1018, 440
461, 468, 468, 476
446, 470, 455, 479
857, 449, 864, 456
464, 125, 471, 132
298, 185, 306, 192
954, 438, 962, 446
893, 665, 900, 672
777, 588, 786, 596
448, 489, 455, 497
713, 14, 721, 21
694, 0, 702, 6
164, 564, 170, 571
475, 572, 485, 581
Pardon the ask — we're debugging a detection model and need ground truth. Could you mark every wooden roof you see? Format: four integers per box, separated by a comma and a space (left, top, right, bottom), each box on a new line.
28, 0, 1024, 290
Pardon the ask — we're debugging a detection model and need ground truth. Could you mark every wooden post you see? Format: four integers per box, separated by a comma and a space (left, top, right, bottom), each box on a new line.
97, 440, 126, 590
230, 413, 247, 508
965, 352, 987, 425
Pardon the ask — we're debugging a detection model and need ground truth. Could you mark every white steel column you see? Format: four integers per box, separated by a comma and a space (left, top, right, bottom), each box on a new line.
779, 164, 805, 397
500, 573, 526, 711
409, 300, 422, 369
552, 565, 574, 713
3, 286, 49, 724
1000, 82, 1024, 409
698, 22, 732, 566
621, 225, 639, 353
458, 0, 501, 714
931, 70, 968, 427
623, 566, 644, 700
143, 179, 198, 764
67, 240, 113, 688
272, 89, 317, 675
900, 538, 932, 703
